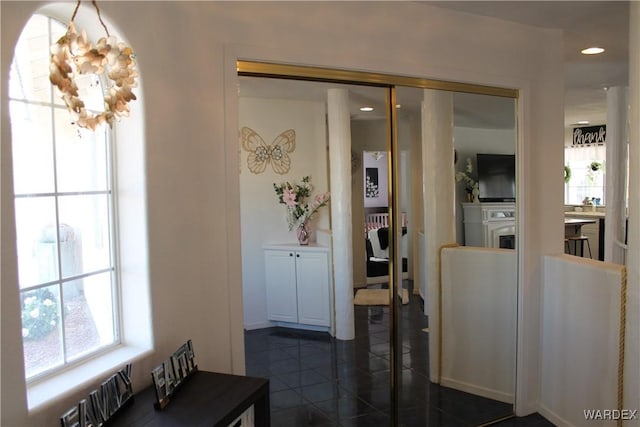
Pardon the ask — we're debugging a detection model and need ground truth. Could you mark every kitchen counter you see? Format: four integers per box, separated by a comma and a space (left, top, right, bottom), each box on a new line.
565, 210, 605, 218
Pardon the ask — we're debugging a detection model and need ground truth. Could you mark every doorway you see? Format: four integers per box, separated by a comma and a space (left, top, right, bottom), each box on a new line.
237, 61, 519, 426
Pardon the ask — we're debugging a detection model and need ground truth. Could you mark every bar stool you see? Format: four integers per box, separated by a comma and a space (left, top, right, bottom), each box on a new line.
567, 235, 592, 258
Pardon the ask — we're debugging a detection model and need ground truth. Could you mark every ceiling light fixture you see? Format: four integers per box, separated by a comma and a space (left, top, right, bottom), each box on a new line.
370, 151, 385, 161
360, 106, 374, 112
577, 120, 590, 125
581, 47, 605, 55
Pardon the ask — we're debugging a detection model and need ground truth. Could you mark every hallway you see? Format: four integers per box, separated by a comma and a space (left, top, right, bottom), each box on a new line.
245, 286, 553, 426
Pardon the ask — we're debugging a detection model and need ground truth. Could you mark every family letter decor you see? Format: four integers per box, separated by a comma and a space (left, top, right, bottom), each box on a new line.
151, 340, 198, 410
60, 364, 133, 427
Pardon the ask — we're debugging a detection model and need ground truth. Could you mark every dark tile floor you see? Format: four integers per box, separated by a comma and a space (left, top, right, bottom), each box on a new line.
245, 285, 554, 427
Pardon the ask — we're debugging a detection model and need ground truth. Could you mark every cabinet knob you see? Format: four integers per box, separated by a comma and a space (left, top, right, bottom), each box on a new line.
289, 253, 293, 257
296, 254, 300, 258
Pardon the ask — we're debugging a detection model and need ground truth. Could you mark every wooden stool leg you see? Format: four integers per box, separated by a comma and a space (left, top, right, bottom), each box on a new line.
584, 238, 592, 258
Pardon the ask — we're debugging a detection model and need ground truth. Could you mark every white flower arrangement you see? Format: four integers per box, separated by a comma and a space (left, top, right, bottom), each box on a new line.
455, 158, 477, 194
49, 22, 138, 130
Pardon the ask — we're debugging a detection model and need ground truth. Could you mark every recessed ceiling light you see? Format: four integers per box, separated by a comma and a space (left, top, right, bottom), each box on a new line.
395, 104, 402, 109
360, 106, 374, 112
581, 47, 605, 55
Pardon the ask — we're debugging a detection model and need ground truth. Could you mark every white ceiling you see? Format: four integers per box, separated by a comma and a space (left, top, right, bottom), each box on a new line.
428, 1, 630, 127
240, 2, 629, 130
239, 76, 516, 129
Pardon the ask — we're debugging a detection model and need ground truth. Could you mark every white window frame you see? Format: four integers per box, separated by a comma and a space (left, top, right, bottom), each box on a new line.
9, 14, 122, 383
564, 144, 606, 205
6, 5, 153, 412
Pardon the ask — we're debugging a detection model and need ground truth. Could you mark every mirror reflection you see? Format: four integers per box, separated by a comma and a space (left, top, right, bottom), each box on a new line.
239, 73, 518, 426
393, 86, 517, 424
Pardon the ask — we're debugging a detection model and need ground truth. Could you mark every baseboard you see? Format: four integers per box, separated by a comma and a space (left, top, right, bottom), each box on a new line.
514, 401, 541, 417
440, 377, 514, 404
243, 321, 273, 331
537, 404, 572, 427
271, 321, 330, 333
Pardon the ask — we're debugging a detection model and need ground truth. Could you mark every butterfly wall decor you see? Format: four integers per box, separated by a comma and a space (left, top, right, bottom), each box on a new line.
240, 127, 296, 175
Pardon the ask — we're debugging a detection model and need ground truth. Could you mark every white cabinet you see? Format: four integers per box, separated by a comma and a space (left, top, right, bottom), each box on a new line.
264, 245, 332, 330
264, 249, 299, 323
462, 203, 516, 248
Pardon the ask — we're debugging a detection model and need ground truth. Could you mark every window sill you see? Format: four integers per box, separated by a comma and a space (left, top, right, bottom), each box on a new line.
27, 345, 152, 412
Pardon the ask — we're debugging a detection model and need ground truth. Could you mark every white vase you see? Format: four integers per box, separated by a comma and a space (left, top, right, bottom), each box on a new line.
472, 185, 480, 203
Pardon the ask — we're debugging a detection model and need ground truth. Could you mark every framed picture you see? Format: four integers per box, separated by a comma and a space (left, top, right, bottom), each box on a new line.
363, 152, 388, 208
365, 167, 379, 198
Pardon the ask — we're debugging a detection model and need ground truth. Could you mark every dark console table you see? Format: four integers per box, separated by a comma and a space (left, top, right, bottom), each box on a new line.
110, 371, 269, 426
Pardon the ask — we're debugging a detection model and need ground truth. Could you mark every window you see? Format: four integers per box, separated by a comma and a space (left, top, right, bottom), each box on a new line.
564, 144, 606, 205
9, 14, 119, 381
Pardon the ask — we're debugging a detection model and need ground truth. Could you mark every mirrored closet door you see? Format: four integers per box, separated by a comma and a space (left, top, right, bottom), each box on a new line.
394, 85, 518, 425
237, 62, 519, 426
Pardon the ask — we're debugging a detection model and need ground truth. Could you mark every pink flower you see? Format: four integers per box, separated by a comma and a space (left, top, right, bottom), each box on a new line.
283, 189, 297, 206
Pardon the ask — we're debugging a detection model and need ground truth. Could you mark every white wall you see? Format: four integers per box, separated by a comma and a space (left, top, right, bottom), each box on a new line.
1, 1, 570, 424
239, 97, 329, 330
540, 255, 624, 426
455, 127, 517, 158
441, 246, 517, 403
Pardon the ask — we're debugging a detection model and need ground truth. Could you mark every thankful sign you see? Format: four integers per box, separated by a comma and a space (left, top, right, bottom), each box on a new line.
60, 364, 133, 427
572, 125, 606, 146
151, 340, 198, 410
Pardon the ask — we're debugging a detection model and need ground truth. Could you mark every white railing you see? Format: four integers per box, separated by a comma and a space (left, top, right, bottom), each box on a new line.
365, 213, 408, 232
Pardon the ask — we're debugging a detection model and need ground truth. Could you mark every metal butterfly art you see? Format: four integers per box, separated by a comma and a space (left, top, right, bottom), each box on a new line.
240, 127, 296, 175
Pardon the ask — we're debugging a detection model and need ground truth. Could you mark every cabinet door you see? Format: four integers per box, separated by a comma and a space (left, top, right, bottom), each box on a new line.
295, 251, 330, 327
462, 205, 484, 247
265, 250, 298, 323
